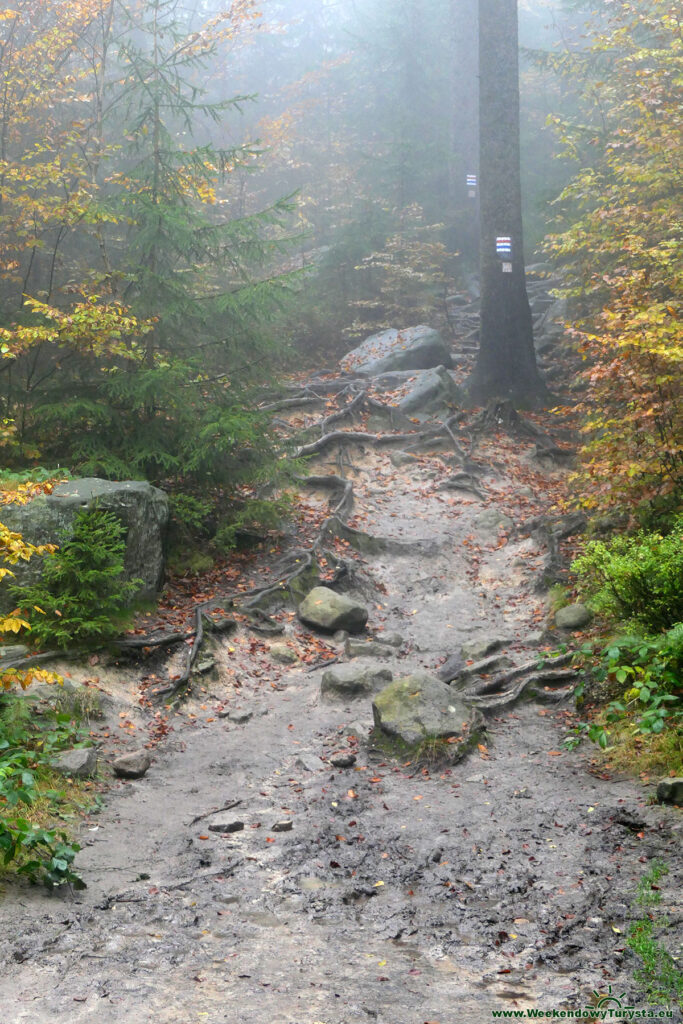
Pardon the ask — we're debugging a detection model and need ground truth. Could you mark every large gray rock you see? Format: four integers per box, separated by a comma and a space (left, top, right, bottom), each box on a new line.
269, 642, 300, 665
397, 366, 461, 416
0, 478, 169, 610
295, 753, 326, 773
555, 604, 593, 630
0, 644, 30, 666
321, 664, 392, 701
372, 671, 483, 752
656, 778, 683, 806
112, 749, 152, 779
53, 746, 98, 779
298, 587, 368, 634
437, 652, 465, 684
474, 509, 513, 535
340, 326, 452, 377
344, 638, 396, 659
397, 368, 462, 415
460, 636, 511, 662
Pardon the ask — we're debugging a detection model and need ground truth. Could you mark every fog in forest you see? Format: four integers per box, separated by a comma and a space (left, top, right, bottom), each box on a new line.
0, 2, 680, 1020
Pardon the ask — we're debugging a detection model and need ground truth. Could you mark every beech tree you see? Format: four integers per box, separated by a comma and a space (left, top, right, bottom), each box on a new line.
547, 0, 682, 517
469, 0, 546, 403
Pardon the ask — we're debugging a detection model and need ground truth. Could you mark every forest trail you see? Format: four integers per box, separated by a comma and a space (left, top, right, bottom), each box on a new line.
0, 353, 681, 1024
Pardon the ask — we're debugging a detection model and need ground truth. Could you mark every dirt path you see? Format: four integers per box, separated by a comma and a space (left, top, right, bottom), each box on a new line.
0, 397, 681, 1024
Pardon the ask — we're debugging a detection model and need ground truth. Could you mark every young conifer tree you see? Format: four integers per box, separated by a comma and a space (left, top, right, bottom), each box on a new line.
42, 0, 297, 485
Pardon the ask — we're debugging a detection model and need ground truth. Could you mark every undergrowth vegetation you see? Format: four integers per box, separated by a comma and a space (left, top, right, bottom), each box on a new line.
0, 691, 88, 889
545, 1, 682, 773
572, 519, 683, 633
13, 508, 140, 650
627, 861, 683, 1010
566, 530, 683, 767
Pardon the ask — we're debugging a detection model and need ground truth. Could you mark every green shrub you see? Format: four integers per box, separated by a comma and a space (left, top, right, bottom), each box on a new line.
566, 626, 683, 752
169, 494, 213, 536
13, 507, 141, 649
627, 860, 683, 1009
602, 625, 683, 736
0, 692, 85, 888
571, 518, 683, 631
0, 819, 84, 889
212, 495, 294, 554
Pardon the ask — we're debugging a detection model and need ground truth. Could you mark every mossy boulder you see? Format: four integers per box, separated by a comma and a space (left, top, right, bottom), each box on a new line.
656, 777, 683, 806
555, 603, 593, 630
372, 671, 483, 756
0, 478, 169, 612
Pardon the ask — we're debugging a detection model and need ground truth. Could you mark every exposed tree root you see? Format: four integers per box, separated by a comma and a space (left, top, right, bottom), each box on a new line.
152, 605, 204, 703
321, 514, 439, 557
114, 632, 193, 651
296, 416, 470, 460
282, 377, 367, 398
462, 652, 577, 711
188, 799, 242, 827
439, 471, 486, 500
0, 650, 82, 672
319, 387, 367, 434
298, 475, 355, 518
259, 395, 323, 413
296, 430, 412, 459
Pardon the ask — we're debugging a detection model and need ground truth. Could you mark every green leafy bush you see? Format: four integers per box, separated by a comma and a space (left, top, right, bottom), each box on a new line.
0, 692, 85, 888
602, 626, 683, 736
14, 507, 141, 649
566, 626, 683, 752
572, 518, 683, 631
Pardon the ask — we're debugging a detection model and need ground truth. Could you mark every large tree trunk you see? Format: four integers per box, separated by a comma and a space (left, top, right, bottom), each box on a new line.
469, 0, 546, 404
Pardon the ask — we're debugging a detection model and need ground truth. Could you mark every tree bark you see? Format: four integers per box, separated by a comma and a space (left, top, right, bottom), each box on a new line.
469, 0, 546, 404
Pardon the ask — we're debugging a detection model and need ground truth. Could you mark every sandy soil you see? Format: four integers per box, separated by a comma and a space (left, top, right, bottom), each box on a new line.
0, 416, 680, 1024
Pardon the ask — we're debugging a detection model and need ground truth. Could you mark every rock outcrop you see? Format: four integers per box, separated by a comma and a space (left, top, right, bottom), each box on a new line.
340, 326, 452, 377
0, 478, 169, 610
396, 366, 461, 416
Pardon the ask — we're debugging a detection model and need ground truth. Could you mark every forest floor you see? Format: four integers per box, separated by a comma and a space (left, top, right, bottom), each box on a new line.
0, 351, 681, 1024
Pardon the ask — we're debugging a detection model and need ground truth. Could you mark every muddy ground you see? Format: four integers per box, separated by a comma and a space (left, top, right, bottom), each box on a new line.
0, 376, 681, 1024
